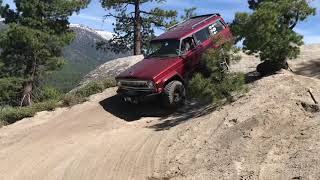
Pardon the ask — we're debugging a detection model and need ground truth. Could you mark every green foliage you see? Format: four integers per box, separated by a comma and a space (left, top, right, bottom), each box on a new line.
74, 81, 105, 97
0, 107, 35, 124
62, 79, 116, 106
181, 7, 197, 20
0, 0, 90, 106
99, 0, 177, 54
232, 0, 316, 67
37, 86, 61, 102
62, 93, 85, 107
0, 78, 115, 126
0, 100, 59, 124
32, 100, 60, 112
188, 41, 246, 103
0, 77, 24, 106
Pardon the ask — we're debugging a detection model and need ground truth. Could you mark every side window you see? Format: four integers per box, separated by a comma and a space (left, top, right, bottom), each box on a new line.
194, 28, 210, 44
181, 37, 196, 54
208, 20, 225, 36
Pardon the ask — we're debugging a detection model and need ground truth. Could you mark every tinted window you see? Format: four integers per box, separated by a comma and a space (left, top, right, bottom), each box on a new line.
194, 28, 210, 44
147, 40, 180, 58
208, 20, 225, 36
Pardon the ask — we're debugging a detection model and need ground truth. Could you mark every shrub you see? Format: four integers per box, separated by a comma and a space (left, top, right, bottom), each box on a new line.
0, 106, 36, 124
232, 0, 315, 73
62, 93, 85, 106
0, 77, 24, 106
0, 100, 60, 125
101, 78, 116, 89
62, 78, 116, 106
74, 81, 105, 97
37, 86, 61, 102
0, 78, 115, 126
32, 100, 60, 112
188, 40, 246, 103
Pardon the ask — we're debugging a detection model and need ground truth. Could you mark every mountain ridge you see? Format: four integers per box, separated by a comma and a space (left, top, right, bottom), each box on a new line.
0, 21, 129, 92
44, 24, 128, 92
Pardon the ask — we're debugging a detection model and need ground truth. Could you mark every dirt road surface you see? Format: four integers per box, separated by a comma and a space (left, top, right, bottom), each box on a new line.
0, 45, 320, 180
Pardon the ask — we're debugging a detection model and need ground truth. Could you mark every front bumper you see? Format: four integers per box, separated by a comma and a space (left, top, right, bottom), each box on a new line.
117, 88, 161, 100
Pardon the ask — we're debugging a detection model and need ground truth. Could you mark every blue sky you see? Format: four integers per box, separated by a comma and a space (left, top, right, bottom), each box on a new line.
2, 0, 320, 44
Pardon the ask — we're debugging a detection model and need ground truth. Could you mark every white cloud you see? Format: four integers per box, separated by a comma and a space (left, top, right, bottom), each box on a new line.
76, 14, 114, 24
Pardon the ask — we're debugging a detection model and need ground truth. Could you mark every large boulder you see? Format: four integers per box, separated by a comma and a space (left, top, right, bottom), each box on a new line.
78, 55, 144, 87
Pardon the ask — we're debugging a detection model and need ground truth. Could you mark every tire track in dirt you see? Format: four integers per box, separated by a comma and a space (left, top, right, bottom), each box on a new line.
0, 88, 172, 180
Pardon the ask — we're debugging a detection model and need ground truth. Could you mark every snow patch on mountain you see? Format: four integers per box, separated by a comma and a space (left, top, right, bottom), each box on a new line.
95, 30, 113, 40
70, 24, 113, 41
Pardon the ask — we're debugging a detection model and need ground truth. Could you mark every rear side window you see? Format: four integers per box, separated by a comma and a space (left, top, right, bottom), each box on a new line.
194, 28, 210, 44
208, 20, 225, 36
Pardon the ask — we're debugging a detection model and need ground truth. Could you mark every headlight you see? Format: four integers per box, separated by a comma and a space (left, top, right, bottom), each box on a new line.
117, 81, 122, 87
147, 81, 155, 89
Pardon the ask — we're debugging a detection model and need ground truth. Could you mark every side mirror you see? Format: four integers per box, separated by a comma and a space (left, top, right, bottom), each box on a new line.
180, 50, 192, 59
181, 54, 188, 60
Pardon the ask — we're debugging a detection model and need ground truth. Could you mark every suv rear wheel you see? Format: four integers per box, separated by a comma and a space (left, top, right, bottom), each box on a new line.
163, 81, 186, 109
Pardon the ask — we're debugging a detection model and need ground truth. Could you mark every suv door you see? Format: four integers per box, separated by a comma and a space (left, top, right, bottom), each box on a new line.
194, 27, 211, 65
181, 36, 198, 77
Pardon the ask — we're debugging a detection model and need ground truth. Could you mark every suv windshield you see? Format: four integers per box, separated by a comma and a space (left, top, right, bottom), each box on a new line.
147, 40, 180, 58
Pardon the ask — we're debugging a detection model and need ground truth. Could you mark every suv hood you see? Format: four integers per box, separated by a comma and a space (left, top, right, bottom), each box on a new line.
117, 56, 181, 80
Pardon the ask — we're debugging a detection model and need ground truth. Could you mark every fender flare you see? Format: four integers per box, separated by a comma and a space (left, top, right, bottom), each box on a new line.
160, 72, 185, 86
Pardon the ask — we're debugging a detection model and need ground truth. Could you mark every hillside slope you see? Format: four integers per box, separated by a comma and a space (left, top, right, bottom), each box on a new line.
0, 45, 319, 179
0, 71, 319, 180
44, 25, 129, 92
0, 22, 128, 92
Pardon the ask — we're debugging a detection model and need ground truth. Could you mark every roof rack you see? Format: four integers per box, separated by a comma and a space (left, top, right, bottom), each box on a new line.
191, 13, 220, 19
168, 13, 220, 31
167, 19, 188, 30
191, 13, 220, 29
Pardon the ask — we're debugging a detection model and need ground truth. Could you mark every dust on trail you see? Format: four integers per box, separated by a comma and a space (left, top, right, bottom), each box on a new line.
0, 45, 320, 180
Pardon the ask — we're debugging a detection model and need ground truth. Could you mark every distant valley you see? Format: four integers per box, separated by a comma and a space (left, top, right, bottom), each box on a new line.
0, 21, 130, 92
45, 24, 130, 92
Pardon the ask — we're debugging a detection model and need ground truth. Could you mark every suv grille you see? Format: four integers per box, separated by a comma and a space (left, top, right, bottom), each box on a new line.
119, 80, 153, 90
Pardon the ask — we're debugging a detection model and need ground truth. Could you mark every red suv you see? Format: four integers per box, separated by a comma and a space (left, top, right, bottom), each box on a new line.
116, 14, 233, 107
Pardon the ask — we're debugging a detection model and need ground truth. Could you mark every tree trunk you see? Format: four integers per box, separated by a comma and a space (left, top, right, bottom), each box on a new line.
21, 58, 37, 106
134, 0, 142, 55
277, 58, 289, 70
21, 80, 33, 106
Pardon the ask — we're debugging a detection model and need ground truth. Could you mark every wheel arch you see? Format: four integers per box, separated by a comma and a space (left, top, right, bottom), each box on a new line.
163, 73, 185, 86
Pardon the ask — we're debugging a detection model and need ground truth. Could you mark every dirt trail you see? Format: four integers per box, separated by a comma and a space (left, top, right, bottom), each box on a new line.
0, 45, 320, 179
1, 73, 320, 180
0, 88, 168, 180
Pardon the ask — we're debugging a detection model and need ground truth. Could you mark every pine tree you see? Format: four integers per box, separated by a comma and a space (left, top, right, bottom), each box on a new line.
232, 0, 316, 75
0, 0, 90, 106
181, 7, 197, 20
188, 39, 245, 103
100, 0, 177, 55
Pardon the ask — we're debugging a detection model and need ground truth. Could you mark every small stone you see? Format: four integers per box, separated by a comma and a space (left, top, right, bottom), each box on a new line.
229, 118, 238, 124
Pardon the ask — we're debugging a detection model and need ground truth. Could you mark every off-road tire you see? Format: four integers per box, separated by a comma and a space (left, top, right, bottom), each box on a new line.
162, 81, 186, 109
257, 61, 289, 76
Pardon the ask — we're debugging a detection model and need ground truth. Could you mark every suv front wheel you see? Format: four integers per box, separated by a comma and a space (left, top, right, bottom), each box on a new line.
162, 81, 186, 109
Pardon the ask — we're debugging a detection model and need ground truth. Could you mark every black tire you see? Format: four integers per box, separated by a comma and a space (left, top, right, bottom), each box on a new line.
257, 61, 288, 76
162, 81, 186, 109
